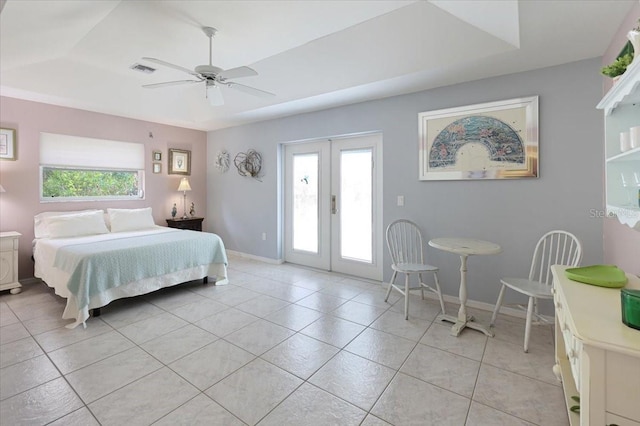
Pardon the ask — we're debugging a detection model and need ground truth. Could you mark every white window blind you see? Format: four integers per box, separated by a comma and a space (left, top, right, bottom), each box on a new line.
39, 132, 145, 202
40, 133, 144, 170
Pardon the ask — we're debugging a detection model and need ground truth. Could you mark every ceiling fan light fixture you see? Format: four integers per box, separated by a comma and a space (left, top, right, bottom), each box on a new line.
206, 84, 224, 106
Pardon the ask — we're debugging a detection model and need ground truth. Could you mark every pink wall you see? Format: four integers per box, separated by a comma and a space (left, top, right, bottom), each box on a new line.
604, 219, 640, 273
0, 96, 207, 280
602, 3, 640, 275
603, 3, 640, 93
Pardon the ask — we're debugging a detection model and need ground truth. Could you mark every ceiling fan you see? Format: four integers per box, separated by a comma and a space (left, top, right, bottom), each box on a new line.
141, 26, 274, 106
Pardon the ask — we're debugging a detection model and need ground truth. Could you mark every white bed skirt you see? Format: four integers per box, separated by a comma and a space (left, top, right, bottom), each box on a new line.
33, 227, 229, 328
48, 263, 228, 329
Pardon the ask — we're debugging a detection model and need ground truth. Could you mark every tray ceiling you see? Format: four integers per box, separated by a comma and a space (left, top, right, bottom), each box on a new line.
0, 0, 635, 130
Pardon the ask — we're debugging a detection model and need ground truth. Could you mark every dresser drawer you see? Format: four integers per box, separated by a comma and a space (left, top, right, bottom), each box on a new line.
554, 286, 575, 371
567, 336, 582, 391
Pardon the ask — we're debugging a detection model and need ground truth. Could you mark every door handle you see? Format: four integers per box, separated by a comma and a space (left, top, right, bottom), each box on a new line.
331, 195, 337, 214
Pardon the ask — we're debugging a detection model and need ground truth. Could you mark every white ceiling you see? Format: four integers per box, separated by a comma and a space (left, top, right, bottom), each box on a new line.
0, 0, 636, 131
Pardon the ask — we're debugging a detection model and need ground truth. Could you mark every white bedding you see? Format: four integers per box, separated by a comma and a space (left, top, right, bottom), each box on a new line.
33, 226, 228, 328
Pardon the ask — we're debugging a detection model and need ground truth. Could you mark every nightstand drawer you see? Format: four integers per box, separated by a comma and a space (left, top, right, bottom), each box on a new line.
166, 217, 204, 231
0, 237, 17, 251
0, 231, 22, 294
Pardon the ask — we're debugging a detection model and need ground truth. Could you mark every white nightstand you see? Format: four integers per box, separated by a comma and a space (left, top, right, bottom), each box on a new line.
0, 232, 22, 294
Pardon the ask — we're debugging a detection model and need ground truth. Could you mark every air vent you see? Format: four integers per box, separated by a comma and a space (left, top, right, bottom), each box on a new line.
130, 63, 156, 74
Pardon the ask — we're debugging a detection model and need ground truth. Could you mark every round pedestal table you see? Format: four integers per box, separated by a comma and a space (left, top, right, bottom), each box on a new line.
428, 237, 501, 337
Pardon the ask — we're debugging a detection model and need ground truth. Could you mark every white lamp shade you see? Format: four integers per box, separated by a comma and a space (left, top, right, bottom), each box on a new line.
177, 178, 191, 192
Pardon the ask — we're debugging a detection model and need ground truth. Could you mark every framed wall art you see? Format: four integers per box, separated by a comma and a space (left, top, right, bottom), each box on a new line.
419, 96, 539, 180
0, 128, 16, 160
153, 150, 162, 161
152, 163, 161, 174
168, 148, 191, 175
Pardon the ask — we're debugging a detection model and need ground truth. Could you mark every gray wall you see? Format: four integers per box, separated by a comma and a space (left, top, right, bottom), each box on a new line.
207, 58, 604, 312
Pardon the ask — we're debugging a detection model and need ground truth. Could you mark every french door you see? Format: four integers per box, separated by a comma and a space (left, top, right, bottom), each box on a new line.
284, 134, 382, 280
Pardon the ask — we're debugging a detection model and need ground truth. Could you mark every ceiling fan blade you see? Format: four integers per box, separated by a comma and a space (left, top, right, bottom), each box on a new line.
226, 82, 275, 98
142, 57, 200, 77
143, 80, 202, 89
217, 66, 258, 80
207, 84, 225, 106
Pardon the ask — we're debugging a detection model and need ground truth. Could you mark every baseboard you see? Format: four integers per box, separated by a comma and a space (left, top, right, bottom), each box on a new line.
422, 291, 553, 322
17, 277, 42, 286
226, 253, 550, 322
226, 250, 284, 265
21, 259, 551, 323
224, 253, 550, 322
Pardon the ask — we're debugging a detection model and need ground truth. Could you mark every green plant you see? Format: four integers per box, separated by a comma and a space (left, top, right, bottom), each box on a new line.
570, 395, 580, 414
601, 53, 634, 78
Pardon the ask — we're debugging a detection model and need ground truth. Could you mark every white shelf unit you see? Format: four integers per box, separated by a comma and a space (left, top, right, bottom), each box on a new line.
597, 61, 640, 229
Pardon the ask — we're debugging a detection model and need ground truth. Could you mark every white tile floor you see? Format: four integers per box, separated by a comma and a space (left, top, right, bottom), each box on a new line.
0, 255, 569, 425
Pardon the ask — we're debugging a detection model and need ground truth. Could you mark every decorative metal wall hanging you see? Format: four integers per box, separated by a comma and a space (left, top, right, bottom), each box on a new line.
215, 150, 230, 173
234, 149, 262, 180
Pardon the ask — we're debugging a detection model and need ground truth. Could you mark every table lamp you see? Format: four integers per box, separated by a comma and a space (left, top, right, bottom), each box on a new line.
177, 178, 191, 219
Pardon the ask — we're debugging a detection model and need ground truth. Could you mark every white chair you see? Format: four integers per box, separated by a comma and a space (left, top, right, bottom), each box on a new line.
491, 230, 582, 352
384, 219, 446, 320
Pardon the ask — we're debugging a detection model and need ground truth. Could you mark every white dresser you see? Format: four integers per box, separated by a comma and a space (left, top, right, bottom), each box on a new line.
552, 265, 640, 426
0, 231, 22, 294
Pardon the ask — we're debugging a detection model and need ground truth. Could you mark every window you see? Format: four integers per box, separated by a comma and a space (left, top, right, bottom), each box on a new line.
40, 133, 145, 202
41, 168, 140, 198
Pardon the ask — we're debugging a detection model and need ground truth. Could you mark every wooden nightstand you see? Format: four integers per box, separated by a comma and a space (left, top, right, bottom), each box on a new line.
166, 217, 204, 231
0, 232, 22, 294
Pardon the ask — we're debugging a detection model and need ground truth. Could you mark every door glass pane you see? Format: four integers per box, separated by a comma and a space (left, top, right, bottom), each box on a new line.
340, 148, 372, 263
292, 153, 319, 253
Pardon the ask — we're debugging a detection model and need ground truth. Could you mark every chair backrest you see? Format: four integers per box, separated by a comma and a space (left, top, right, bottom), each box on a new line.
528, 230, 582, 286
386, 219, 424, 266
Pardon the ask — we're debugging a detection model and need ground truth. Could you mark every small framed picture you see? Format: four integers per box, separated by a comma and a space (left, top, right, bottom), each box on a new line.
153, 150, 162, 161
0, 128, 16, 160
168, 148, 191, 175
152, 163, 162, 174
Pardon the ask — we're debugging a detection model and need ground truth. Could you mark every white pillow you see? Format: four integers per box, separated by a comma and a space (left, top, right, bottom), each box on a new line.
43, 211, 109, 239
107, 207, 155, 232
34, 210, 104, 239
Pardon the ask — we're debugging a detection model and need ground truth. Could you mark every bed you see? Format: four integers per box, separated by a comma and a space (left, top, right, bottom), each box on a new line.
33, 208, 228, 328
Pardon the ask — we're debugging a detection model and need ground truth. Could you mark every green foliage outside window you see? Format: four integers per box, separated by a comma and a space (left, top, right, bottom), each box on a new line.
42, 168, 139, 198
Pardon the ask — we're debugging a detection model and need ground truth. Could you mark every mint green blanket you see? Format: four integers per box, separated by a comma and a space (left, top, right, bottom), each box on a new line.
54, 230, 227, 313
